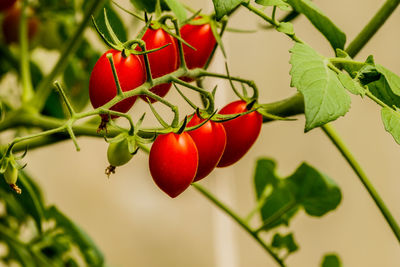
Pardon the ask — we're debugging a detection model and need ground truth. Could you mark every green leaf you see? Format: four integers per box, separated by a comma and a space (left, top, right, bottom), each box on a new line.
368, 76, 400, 108
0, 187, 25, 220
254, 159, 299, 230
271, 232, 299, 253
212, 0, 243, 20
256, 0, 291, 10
164, 0, 187, 22
276, 22, 294, 35
381, 107, 400, 145
130, 0, 169, 13
47, 206, 104, 266
321, 254, 342, 267
289, 43, 351, 131
375, 64, 400, 96
286, 0, 346, 50
287, 163, 342, 216
337, 72, 365, 96
95, 4, 127, 44
254, 158, 342, 231
17, 172, 46, 233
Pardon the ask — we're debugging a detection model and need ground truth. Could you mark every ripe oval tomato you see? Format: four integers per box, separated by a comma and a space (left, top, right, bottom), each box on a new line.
187, 113, 226, 181
149, 132, 198, 198
138, 27, 178, 102
180, 18, 216, 82
217, 100, 263, 167
2, 6, 39, 44
89, 49, 145, 121
0, 0, 16, 11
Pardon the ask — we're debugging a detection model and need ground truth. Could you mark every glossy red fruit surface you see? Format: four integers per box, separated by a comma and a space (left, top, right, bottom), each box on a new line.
180, 18, 216, 82
89, 49, 145, 120
217, 100, 263, 167
138, 27, 178, 102
187, 113, 226, 181
149, 132, 198, 198
2, 6, 39, 44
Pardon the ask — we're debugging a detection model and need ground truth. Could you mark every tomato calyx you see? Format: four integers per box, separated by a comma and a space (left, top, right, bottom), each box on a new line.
104, 113, 151, 176
186, 109, 218, 132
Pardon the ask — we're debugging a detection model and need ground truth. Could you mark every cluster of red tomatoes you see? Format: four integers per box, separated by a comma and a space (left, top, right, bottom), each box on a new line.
89, 18, 216, 119
89, 18, 263, 198
150, 101, 262, 198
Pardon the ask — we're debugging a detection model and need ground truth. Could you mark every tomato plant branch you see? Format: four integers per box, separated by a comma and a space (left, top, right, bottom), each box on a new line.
245, 185, 273, 223
171, 77, 215, 113
261, 92, 304, 122
241, 2, 303, 43
192, 183, 286, 267
321, 0, 400, 244
345, 0, 400, 58
321, 124, 400, 243
30, 0, 106, 112
19, 0, 34, 103
254, 200, 297, 233
198, 69, 259, 100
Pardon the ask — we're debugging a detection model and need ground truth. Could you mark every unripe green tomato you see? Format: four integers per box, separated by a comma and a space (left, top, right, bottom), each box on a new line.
4, 163, 18, 185
107, 139, 133, 167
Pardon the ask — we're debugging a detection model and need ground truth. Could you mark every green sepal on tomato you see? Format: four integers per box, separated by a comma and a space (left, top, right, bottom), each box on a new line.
137, 25, 178, 102
217, 100, 263, 167
89, 49, 145, 124
187, 113, 226, 181
149, 132, 198, 198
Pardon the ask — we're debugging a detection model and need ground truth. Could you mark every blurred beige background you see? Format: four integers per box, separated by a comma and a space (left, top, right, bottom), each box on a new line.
19, 0, 400, 266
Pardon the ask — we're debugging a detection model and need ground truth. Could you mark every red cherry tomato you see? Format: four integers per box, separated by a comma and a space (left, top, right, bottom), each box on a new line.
89, 49, 145, 121
2, 6, 39, 44
138, 27, 178, 102
0, 0, 16, 12
149, 132, 198, 198
180, 18, 216, 82
217, 100, 263, 167
187, 113, 226, 181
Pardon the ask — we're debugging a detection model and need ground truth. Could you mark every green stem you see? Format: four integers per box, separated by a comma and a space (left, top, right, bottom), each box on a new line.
261, 92, 304, 122
19, 0, 34, 103
192, 184, 286, 267
321, 124, 400, 243
30, 0, 106, 112
245, 185, 273, 222
345, 0, 400, 58
254, 200, 297, 233
241, 2, 303, 43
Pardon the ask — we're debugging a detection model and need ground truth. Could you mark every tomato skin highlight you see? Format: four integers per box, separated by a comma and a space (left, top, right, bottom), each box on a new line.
138, 28, 178, 102
89, 49, 145, 120
149, 132, 198, 198
2, 6, 39, 44
217, 100, 263, 167
180, 19, 216, 82
0, 0, 16, 12
187, 114, 226, 181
